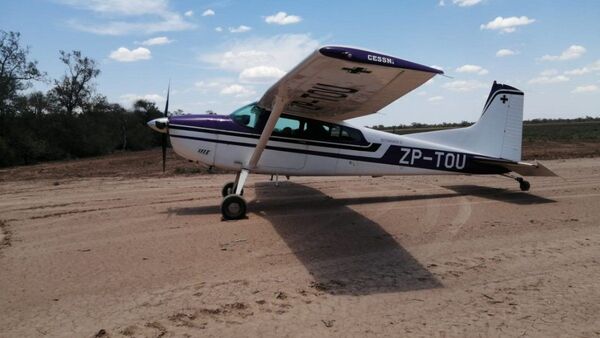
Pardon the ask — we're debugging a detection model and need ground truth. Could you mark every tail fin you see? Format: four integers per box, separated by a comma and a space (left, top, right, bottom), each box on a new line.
409, 81, 524, 162
472, 82, 524, 161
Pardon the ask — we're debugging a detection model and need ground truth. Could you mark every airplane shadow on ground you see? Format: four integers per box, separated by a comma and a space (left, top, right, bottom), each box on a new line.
170, 181, 554, 295
171, 181, 445, 295
443, 185, 556, 205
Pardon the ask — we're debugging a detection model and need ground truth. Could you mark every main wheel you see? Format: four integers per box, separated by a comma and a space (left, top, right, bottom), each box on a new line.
221, 195, 247, 220
519, 180, 530, 191
222, 182, 243, 197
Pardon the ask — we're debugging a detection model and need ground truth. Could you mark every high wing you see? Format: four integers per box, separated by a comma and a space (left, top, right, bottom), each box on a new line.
257, 46, 443, 121
243, 46, 442, 174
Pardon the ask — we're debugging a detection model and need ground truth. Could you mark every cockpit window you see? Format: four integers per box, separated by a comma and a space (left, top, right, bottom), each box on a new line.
230, 103, 266, 129
230, 103, 365, 144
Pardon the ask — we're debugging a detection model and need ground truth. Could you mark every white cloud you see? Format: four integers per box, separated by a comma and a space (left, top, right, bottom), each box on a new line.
438, 0, 445, 6
229, 25, 251, 33
109, 47, 151, 62
453, 0, 482, 7
62, 0, 169, 16
184, 10, 193, 17
239, 66, 286, 83
428, 96, 444, 102
571, 85, 598, 93
202, 9, 215, 16
215, 26, 223, 32
496, 49, 517, 57
528, 72, 569, 84
564, 60, 600, 76
194, 79, 231, 94
265, 12, 302, 25
220, 84, 256, 97
141, 36, 172, 46
195, 80, 224, 89
120, 93, 164, 106
194, 78, 259, 101
70, 17, 193, 35
63, 0, 195, 35
443, 80, 487, 92
455, 64, 488, 75
480, 16, 535, 33
201, 34, 319, 73
540, 69, 558, 76
540, 45, 586, 61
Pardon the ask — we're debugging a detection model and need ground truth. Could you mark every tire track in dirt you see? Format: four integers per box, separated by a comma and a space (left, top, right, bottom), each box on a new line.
0, 220, 11, 251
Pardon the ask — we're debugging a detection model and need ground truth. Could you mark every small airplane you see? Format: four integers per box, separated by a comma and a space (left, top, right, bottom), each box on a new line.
148, 46, 557, 220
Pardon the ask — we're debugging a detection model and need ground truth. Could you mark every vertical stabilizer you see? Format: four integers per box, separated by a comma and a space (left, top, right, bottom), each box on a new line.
408, 82, 524, 162
472, 82, 524, 161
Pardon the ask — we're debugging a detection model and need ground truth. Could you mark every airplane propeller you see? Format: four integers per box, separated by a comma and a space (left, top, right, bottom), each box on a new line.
161, 83, 170, 172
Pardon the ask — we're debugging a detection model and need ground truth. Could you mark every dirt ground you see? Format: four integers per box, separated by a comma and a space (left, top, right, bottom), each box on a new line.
1, 154, 600, 337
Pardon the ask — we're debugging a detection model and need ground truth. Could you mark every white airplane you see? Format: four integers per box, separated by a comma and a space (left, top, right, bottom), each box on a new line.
148, 46, 556, 220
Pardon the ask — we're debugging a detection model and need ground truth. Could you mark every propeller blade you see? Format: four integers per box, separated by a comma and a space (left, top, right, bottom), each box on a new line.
162, 82, 170, 173
164, 81, 170, 117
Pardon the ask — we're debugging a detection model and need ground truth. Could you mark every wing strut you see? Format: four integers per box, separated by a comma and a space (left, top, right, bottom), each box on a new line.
248, 96, 286, 169
233, 96, 286, 195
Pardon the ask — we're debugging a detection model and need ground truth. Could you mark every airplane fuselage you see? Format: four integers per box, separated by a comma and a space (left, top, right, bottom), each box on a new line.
166, 107, 508, 177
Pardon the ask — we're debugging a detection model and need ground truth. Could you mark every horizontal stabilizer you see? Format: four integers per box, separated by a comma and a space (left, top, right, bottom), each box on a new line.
473, 157, 558, 177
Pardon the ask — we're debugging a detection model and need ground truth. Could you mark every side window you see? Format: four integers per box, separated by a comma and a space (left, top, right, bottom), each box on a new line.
328, 124, 364, 143
304, 121, 330, 140
273, 116, 301, 137
330, 125, 342, 138
341, 127, 362, 142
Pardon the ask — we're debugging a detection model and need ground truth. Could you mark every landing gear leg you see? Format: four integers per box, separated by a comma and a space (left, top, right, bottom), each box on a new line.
221, 169, 249, 220
222, 181, 244, 197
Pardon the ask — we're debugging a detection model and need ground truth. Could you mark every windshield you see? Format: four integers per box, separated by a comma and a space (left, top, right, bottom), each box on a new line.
230, 103, 267, 130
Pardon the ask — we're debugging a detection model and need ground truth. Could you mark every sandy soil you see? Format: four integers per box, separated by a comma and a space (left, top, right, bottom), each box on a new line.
1, 157, 600, 337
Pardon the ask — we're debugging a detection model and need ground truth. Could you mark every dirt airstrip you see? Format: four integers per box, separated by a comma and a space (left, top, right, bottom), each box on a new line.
1, 154, 599, 337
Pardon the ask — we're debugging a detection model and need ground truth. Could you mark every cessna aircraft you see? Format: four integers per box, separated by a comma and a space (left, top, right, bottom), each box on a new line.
148, 46, 556, 220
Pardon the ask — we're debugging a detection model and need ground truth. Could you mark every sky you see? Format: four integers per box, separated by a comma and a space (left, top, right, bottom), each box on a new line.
1, 0, 599, 126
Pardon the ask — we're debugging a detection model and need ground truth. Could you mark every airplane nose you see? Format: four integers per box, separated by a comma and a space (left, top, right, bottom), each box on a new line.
147, 117, 169, 133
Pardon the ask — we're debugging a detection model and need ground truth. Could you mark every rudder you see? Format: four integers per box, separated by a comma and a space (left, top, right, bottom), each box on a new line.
471, 82, 524, 162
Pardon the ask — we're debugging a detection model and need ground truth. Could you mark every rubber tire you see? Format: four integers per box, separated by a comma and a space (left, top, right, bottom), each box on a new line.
519, 180, 530, 192
221, 195, 247, 220
222, 182, 243, 197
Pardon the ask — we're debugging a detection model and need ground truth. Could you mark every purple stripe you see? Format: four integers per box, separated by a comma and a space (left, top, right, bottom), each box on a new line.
170, 114, 251, 133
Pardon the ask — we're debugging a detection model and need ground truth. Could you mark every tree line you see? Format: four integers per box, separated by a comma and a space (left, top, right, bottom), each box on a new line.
0, 30, 164, 167
371, 116, 600, 132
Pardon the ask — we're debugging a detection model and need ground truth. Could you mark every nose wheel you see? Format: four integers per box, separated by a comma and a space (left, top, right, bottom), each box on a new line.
221, 194, 247, 220
220, 169, 250, 220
